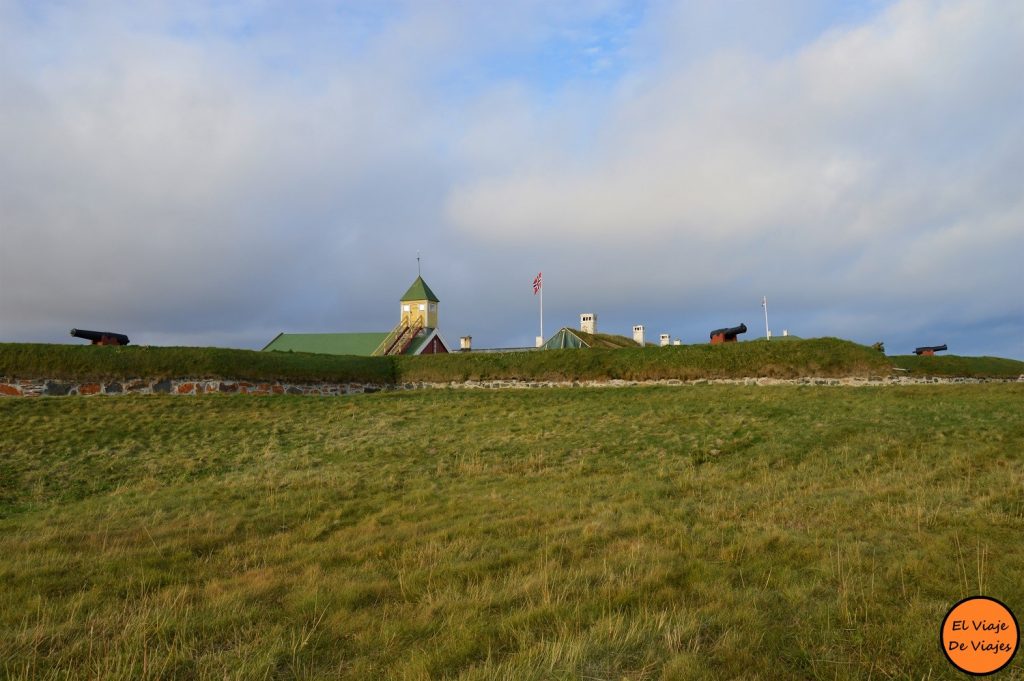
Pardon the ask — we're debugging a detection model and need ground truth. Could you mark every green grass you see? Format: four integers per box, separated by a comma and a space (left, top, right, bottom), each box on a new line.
2, 386, 1022, 679
0, 338, 896, 384
0, 343, 393, 383
395, 337, 893, 382
4, 340, 1019, 385
571, 331, 644, 349
891, 354, 1024, 378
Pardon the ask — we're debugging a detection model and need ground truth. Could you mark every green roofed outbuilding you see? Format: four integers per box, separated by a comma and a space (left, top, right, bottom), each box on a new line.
262, 276, 450, 357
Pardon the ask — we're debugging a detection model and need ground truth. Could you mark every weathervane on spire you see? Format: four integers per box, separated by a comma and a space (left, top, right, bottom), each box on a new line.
417, 251, 421, 277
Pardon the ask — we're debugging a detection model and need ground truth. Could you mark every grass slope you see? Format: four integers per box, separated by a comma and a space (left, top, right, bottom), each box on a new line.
573, 330, 643, 349
0, 343, 394, 384
1, 338, 893, 384
395, 337, 890, 381
2, 385, 1023, 679
891, 354, 1024, 378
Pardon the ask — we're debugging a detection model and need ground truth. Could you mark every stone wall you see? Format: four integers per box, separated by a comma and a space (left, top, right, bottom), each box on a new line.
0, 378, 388, 397
0, 374, 1020, 397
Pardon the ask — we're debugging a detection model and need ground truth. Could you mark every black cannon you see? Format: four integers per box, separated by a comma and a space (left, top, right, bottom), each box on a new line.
913, 344, 946, 356
70, 328, 130, 346
710, 323, 747, 344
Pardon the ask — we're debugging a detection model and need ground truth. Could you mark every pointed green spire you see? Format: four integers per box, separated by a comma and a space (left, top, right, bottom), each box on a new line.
400, 276, 439, 302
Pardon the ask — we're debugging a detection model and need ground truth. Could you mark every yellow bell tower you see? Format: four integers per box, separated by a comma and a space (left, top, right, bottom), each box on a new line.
399, 276, 439, 329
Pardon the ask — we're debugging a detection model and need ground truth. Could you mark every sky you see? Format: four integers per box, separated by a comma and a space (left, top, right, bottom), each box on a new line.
1, 0, 1022, 358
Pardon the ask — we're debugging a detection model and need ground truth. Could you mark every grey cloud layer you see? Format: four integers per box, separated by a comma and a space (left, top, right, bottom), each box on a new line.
446, 0, 1024, 355
1, 0, 1021, 358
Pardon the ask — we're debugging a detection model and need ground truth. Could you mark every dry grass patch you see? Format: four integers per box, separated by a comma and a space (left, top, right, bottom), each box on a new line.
1, 385, 1022, 679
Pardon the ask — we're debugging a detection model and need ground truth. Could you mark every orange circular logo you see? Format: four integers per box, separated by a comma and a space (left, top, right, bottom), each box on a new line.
941, 596, 1019, 675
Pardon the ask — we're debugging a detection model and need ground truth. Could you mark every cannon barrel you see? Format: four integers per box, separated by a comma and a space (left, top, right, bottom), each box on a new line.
70, 328, 130, 345
913, 344, 946, 355
709, 323, 747, 340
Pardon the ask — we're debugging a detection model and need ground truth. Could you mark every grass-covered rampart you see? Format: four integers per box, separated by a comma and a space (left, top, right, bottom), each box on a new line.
1, 338, 893, 383
0, 343, 394, 384
394, 337, 891, 381
890, 353, 1024, 378
2, 339, 1019, 384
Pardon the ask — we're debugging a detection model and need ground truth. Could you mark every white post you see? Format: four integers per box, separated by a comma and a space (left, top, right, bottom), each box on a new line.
539, 284, 543, 341
762, 296, 770, 340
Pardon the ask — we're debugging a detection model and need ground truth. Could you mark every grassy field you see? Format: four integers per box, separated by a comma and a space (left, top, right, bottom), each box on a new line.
2, 385, 1022, 679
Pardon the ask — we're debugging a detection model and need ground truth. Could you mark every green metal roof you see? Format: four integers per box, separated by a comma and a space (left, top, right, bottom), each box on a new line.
399, 276, 439, 302
263, 329, 443, 356
262, 332, 388, 356
541, 328, 588, 350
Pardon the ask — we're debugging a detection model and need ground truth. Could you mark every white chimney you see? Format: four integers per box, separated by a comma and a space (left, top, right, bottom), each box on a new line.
580, 313, 596, 334
535, 336, 544, 348
460, 336, 472, 351
673, 339, 681, 346
633, 325, 645, 346
783, 329, 789, 337
659, 333, 670, 347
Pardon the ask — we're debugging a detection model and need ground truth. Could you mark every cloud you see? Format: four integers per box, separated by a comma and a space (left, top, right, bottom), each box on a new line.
0, 0, 1021, 359
444, 0, 1024, 355
449, 1, 1024, 241
0, 1, 452, 340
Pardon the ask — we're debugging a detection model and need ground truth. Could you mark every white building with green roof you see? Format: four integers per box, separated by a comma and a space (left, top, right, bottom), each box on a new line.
262, 276, 450, 357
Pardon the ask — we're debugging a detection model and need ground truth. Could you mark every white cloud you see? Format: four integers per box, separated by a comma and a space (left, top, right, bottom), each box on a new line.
445, 1, 1024, 333
449, 1, 1023, 242
0, 0, 1021, 357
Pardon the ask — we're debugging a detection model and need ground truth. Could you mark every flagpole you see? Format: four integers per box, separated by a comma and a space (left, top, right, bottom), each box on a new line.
533, 272, 544, 346
540, 284, 544, 340
762, 296, 770, 340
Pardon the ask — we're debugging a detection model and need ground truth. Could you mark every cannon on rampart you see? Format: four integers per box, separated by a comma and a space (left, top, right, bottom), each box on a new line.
710, 323, 747, 344
913, 344, 946, 356
70, 329, 130, 346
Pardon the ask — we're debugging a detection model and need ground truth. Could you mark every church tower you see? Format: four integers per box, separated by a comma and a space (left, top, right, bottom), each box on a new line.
399, 276, 439, 329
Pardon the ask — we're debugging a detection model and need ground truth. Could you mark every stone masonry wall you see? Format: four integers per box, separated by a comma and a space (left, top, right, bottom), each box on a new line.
0, 374, 1021, 397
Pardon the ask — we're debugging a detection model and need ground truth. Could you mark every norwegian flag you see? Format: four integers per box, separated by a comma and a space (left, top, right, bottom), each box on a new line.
533, 272, 543, 295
